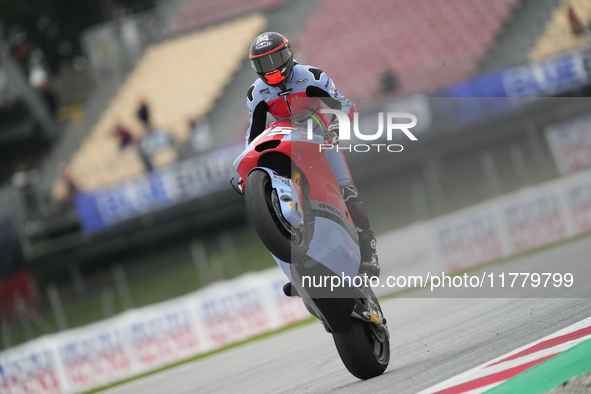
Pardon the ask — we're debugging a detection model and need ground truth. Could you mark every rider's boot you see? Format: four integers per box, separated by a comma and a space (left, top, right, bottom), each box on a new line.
358, 230, 380, 278
340, 182, 381, 278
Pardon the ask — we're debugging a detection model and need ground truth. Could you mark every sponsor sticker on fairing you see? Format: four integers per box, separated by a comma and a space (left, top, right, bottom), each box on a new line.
288, 201, 303, 214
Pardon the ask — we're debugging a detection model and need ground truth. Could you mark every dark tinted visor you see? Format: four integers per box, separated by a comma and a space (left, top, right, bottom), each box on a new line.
250, 47, 292, 74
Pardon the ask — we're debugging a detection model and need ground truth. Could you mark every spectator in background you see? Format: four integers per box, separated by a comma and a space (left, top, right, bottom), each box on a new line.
60, 164, 79, 201
114, 123, 134, 150
137, 126, 155, 174
190, 117, 213, 153
0, 219, 35, 320
112, 122, 154, 173
11, 164, 40, 220
135, 100, 178, 173
11, 38, 28, 71
29, 62, 58, 117
137, 99, 152, 132
38, 83, 58, 116
138, 126, 177, 174
380, 68, 399, 95
568, 6, 586, 36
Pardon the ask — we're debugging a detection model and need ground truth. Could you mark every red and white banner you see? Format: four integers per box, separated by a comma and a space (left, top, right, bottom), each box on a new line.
562, 172, 591, 235
55, 323, 132, 393
123, 300, 203, 371
0, 340, 63, 394
432, 203, 505, 272
497, 189, 568, 254
546, 113, 591, 175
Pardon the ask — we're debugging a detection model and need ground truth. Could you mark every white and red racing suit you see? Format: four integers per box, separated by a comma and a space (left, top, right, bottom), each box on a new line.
245, 63, 355, 185
245, 63, 378, 278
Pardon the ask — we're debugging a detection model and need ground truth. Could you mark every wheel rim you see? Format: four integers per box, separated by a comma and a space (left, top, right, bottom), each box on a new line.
360, 298, 389, 364
264, 179, 306, 247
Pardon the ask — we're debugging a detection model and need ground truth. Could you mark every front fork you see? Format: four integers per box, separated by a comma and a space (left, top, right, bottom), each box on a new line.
351, 287, 389, 340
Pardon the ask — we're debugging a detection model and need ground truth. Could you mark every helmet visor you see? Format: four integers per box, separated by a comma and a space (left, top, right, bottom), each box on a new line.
250, 47, 292, 74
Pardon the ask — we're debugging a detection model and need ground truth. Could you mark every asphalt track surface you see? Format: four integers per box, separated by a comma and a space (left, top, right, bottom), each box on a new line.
101, 236, 591, 394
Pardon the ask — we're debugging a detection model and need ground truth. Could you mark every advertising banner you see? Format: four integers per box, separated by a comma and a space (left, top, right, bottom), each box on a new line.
498, 190, 568, 255
444, 45, 591, 98
256, 270, 310, 327
75, 144, 243, 233
0, 341, 63, 394
195, 280, 273, 348
545, 112, 591, 175
501, 49, 589, 98
562, 172, 591, 235
56, 324, 131, 392
123, 300, 204, 371
432, 204, 505, 272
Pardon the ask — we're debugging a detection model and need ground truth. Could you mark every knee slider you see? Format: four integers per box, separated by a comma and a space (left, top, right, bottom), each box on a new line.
358, 229, 375, 244
340, 182, 370, 230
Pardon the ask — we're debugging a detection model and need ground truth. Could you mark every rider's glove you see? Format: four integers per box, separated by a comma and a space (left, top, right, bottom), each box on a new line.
238, 177, 245, 193
323, 123, 340, 147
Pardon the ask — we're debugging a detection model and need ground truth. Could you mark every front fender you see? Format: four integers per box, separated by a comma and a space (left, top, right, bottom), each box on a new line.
248, 167, 303, 229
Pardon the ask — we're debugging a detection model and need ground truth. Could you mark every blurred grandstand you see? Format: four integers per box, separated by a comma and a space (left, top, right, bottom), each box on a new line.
62, 13, 265, 192
1, 0, 591, 348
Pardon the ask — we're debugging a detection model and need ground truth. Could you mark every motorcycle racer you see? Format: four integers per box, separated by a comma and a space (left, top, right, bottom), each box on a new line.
245, 32, 380, 285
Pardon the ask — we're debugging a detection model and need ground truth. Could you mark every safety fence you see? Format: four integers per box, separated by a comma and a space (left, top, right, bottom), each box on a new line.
0, 269, 308, 394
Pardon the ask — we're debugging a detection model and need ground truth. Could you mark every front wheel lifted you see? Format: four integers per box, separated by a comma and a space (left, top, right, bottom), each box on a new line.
244, 170, 310, 263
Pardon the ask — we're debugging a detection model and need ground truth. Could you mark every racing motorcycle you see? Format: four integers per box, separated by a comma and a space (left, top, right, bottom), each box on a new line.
231, 120, 390, 380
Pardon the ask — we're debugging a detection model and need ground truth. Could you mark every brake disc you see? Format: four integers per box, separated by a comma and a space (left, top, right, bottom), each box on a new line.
271, 189, 304, 246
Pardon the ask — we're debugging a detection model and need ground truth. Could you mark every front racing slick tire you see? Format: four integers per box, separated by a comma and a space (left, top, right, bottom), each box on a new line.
244, 170, 310, 263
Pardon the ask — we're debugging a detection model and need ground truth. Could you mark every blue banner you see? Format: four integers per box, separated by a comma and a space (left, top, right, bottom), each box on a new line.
442, 46, 591, 98
74, 144, 243, 233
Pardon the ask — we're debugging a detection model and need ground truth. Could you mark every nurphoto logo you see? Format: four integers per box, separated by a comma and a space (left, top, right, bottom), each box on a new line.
307, 109, 418, 153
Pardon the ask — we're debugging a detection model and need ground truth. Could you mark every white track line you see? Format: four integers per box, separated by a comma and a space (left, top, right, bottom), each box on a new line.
417, 315, 591, 394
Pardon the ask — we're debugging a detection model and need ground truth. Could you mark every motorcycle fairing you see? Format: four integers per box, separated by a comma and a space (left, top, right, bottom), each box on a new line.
306, 218, 360, 277
272, 215, 361, 293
